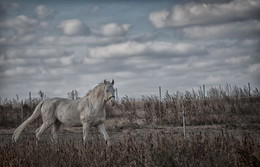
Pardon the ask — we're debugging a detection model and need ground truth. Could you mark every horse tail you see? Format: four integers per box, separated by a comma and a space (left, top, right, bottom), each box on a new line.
12, 101, 44, 142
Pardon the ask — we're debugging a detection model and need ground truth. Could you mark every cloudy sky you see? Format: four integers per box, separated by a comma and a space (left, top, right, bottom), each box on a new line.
0, 0, 259, 99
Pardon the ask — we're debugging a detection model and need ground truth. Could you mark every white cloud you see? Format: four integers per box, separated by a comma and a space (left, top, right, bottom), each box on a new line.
58, 19, 90, 36
5, 47, 72, 58
202, 75, 222, 84
225, 55, 250, 64
114, 71, 136, 79
126, 57, 161, 70
0, 2, 21, 11
247, 63, 260, 74
91, 6, 99, 13
96, 23, 131, 36
0, 15, 49, 46
182, 20, 260, 39
4, 66, 38, 77
0, 57, 26, 66
242, 39, 259, 46
88, 41, 205, 58
1, 0, 259, 99
34, 5, 57, 19
59, 56, 75, 65
44, 56, 76, 66
83, 56, 104, 65
0, 15, 49, 35
0, 34, 38, 45
149, 0, 260, 28
88, 41, 145, 58
37, 23, 139, 47
148, 10, 170, 28
38, 35, 125, 46
9, 2, 20, 10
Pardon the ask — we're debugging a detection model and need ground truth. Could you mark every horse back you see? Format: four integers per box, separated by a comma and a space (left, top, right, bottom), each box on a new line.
42, 98, 82, 127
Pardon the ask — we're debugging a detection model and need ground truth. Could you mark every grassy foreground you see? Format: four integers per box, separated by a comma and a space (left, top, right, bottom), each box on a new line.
1, 130, 259, 167
0, 84, 259, 166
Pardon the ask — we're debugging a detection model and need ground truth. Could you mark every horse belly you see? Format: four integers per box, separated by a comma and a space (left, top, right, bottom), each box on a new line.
56, 107, 82, 127
89, 112, 106, 127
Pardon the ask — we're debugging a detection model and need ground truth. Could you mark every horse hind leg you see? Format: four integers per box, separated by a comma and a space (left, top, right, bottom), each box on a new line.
50, 121, 61, 144
35, 127, 40, 134
35, 121, 53, 144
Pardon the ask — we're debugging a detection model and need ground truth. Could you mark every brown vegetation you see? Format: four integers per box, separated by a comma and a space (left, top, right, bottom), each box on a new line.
1, 131, 259, 167
0, 84, 259, 166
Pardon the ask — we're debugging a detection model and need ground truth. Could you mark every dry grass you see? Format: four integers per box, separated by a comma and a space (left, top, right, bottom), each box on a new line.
114, 85, 260, 128
1, 84, 259, 129
1, 131, 259, 167
0, 84, 259, 166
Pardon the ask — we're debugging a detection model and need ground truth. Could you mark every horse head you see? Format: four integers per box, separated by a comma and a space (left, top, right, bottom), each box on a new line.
104, 79, 116, 106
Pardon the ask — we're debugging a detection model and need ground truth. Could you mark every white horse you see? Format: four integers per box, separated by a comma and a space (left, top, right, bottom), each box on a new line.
12, 79, 115, 145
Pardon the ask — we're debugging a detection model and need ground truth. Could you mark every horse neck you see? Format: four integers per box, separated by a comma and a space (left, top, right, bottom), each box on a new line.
82, 84, 106, 109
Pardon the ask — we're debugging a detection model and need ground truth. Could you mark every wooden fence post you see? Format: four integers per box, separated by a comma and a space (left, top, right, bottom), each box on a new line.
248, 82, 251, 97
115, 88, 119, 102
179, 100, 186, 138
159, 86, 162, 120
159, 86, 162, 102
29, 92, 32, 107
21, 100, 24, 123
203, 84, 206, 99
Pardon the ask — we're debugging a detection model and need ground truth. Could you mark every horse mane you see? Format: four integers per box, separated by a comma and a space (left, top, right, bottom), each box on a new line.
85, 82, 106, 98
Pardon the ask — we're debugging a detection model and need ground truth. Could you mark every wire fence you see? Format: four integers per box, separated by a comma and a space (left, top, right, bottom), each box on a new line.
0, 83, 259, 130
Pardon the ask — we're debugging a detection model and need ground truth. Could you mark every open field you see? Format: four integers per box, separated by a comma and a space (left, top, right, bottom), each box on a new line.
1, 125, 260, 167
1, 85, 260, 166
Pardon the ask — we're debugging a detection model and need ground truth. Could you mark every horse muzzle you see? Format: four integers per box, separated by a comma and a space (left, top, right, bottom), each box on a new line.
110, 96, 115, 106
106, 96, 115, 106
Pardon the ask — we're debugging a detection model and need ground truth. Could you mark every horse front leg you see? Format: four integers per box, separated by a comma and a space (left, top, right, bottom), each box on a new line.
98, 123, 110, 146
82, 122, 90, 145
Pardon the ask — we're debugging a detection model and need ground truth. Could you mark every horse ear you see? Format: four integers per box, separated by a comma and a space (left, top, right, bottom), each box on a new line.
111, 79, 114, 85
104, 79, 106, 84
